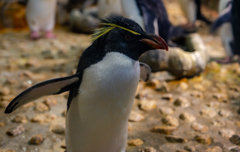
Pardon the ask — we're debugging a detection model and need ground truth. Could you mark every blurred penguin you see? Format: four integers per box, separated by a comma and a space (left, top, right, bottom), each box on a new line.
231, 0, 240, 58
211, 0, 233, 63
179, 0, 211, 25
121, 0, 195, 46
26, 0, 57, 39
97, 0, 122, 19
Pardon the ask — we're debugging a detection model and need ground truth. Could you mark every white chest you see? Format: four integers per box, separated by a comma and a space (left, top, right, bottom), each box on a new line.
66, 52, 140, 152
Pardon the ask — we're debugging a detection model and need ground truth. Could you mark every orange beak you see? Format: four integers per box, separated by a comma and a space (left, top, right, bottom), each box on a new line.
140, 34, 168, 51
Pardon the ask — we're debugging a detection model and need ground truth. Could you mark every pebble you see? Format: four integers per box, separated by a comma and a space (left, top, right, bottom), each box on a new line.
12, 114, 28, 123
195, 134, 212, 144
205, 146, 222, 152
145, 78, 160, 88
200, 109, 217, 118
22, 102, 34, 109
174, 97, 190, 108
190, 91, 203, 98
0, 150, 16, 152
219, 129, 235, 139
31, 114, 45, 123
51, 125, 65, 135
159, 107, 174, 115
212, 119, 225, 127
162, 115, 179, 127
219, 109, 231, 117
29, 134, 44, 145
193, 83, 205, 91
0, 87, 11, 95
177, 82, 188, 90
0, 122, 5, 127
176, 150, 188, 152
161, 93, 173, 100
44, 113, 57, 122
229, 85, 240, 92
141, 147, 157, 152
212, 93, 228, 102
127, 139, 144, 146
41, 50, 54, 59
235, 121, 240, 127
179, 113, 196, 122
191, 122, 209, 132
6, 125, 25, 136
44, 97, 57, 107
139, 100, 156, 111
165, 136, 188, 143
184, 145, 196, 152
150, 126, 177, 135
129, 111, 145, 122
230, 135, 240, 146
0, 101, 10, 108
206, 102, 220, 108
35, 102, 49, 112
230, 147, 240, 151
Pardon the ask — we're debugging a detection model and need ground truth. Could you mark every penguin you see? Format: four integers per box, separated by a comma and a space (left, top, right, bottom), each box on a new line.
211, 0, 233, 63
178, 0, 211, 25
121, 0, 195, 46
26, 0, 57, 39
5, 16, 168, 152
97, 0, 122, 19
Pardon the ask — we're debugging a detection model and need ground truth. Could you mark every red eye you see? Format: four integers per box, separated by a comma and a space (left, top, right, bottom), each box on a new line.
125, 35, 131, 40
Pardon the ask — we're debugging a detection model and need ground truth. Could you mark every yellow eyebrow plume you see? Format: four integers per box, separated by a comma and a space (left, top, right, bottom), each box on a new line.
91, 22, 141, 42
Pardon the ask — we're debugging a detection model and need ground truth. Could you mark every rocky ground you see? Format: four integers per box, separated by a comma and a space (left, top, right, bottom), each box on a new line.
1, 1, 240, 152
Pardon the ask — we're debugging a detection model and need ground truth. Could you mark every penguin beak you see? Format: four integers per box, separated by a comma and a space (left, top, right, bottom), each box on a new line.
140, 34, 168, 51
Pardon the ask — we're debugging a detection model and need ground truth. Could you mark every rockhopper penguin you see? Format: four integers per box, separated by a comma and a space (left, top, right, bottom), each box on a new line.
26, 0, 57, 39
5, 16, 168, 152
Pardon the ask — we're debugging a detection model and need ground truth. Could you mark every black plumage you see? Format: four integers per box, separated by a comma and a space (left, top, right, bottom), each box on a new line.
231, 0, 240, 55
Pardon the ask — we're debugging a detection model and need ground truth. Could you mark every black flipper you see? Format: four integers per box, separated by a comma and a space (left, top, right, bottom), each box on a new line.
5, 74, 79, 114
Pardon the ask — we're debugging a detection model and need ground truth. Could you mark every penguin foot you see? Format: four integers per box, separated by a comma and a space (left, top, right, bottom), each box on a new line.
30, 31, 40, 40
45, 31, 55, 39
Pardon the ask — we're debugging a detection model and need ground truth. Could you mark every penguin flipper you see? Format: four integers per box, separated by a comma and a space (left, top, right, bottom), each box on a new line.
5, 74, 79, 114
140, 62, 151, 82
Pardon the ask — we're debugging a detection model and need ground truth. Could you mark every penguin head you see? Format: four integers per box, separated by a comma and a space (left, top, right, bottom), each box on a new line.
92, 16, 168, 60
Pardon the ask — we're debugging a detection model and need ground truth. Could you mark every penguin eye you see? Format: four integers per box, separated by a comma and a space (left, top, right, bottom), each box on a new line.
125, 35, 131, 41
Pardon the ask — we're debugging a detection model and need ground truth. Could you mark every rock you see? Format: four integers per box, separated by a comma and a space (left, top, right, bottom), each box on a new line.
139, 100, 156, 111
230, 135, 240, 146
35, 102, 49, 112
179, 113, 196, 122
165, 136, 188, 143
176, 150, 188, 152
44, 113, 57, 122
0, 150, 16, 152
146, 78, 161, 88
0, 87, 10, 95
127, 139, 144, 146
31, 114, 45, 123
219, 129, 235, 139
128, 123, 132, 132
159, 107, 174, 115
0, 101, 10, 108
162, 115, 179, 127
205, 146, 222, 152
235, 121, 240, 127
206, 102, 220, 108
29, 134, 44, 145
190, 91, 203, 98
219, 109, 231, 117
174, 97, 190, 108
200, 109, 217, 118
161, 94, 173, 100
12, 114, 28, 123
212, 93, 228, 102
191, 122, 209, 132
51, 125, 65, 135
141, 147, 157, 152
41, 50, 54, 59
193, 83, 205, 91
129, 111, 145, 122
44, 97, 57, 107
229, 85, 240, 92
230, 147, 240, 151
6, 125, 25, 136
195, 134, 211, 144
160, 81, 170, 92
0, 122, 5, 127
184, 145, 196, 152
22, 102, 34, 109
177, 82, 188, 90
150, 126, 177, 135
212, 119, 225, 127
62, 110, 67, 117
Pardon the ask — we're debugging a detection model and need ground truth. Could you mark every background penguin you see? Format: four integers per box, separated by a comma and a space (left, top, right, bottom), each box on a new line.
97, 0, 122, 19
178, 0, 211, 25
121, 0, 195, 46
211, 0, 233, 63
5, 16, 168, 152
26, 0, 57, 39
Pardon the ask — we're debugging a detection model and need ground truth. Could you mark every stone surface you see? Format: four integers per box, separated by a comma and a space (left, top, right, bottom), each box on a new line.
205, 146, 222, 152
184, 145, 196, 152
177, 82, 188, 90
206, 102, 220, 108
200, 109, 217, 118
179, 113, 196, 122
150, 126, 177, 135
0, 122, 5, 127
230, 135, 240, 146
161, 94, 173, 100
35, 102, 49, 112
0, 150, 16, 152
0, 87, 10, 95
51, 125, 65, 135
195, 134, 212, 144
31, 114, 45, 123
165, 136, 188, 143
159, 107, 174, 115
29, 134, 44, 145
191, 122, 209, 132
12, 114, 28, 123
6, 125, 25, 136
174, 97, 190, 108
190, 91, 203, 98
127, 139, 144, 146
162, 115, 179, 127
219, 129, 235, 139
129, 111, 145, 122
219, 109, 231, 117
141, 147, 157, 152
44, 97, 57, 107
139, 100, 157, 111
212, 119, 225, 127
